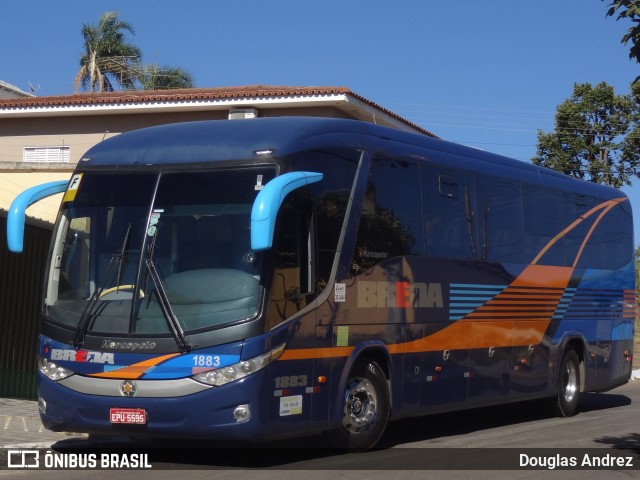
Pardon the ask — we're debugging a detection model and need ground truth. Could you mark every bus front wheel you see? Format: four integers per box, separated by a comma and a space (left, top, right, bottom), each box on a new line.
328, 358, 390, 450
554, 347, 581, 417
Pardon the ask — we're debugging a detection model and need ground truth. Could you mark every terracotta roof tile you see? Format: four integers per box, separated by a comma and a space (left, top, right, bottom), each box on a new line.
0, 85, 350, 107
0, 85, 437, 138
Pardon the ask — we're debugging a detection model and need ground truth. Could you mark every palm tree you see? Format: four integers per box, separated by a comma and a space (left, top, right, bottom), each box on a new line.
74, 11, 142, 93
139, 64, 194, 90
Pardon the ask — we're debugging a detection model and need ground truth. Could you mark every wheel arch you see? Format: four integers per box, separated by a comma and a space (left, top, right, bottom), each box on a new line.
557, 335, 587, 393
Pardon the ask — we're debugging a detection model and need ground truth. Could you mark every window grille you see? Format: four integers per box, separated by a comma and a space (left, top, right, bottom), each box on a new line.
23, 146, 70, 163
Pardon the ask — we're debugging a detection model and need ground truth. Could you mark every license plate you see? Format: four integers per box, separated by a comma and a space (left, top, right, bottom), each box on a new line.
110, 408, 147, 425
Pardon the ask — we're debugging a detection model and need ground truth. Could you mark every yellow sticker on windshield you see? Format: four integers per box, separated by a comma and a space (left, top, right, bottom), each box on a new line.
63, 173, 83, 202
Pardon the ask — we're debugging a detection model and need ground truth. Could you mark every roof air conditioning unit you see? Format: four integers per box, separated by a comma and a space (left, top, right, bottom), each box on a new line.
228, 108, 259, 120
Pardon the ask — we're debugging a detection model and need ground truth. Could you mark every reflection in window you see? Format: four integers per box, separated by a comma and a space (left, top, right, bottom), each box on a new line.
265, 148, 360, 328
479, 177, 524, 263
566, 195, 634, 270
522, 186, 566, 265
352, 156, 424, 275
423, 168, 477, 260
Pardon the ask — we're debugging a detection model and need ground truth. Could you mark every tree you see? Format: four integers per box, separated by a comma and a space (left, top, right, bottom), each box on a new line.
74, 11, 142, 93
532, 82, 640, 188
74, 11, 195, 92
604, 0, 640, 68
138, 64, 194, 90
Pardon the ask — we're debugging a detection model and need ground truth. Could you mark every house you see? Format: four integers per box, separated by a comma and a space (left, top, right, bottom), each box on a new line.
0, 79, 33, 99
0, 85, 436, 224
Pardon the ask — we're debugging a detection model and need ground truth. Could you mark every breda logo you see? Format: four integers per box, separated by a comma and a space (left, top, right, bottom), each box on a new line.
357, 281, 444, 308
50, 348, 114, 364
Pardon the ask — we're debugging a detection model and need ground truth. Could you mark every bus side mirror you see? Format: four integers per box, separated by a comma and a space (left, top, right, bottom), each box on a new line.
6, 180, 69, 253
251, 171, 323, 251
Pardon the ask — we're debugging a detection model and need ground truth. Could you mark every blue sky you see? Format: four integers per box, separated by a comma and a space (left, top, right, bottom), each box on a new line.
2, 0, 639, 245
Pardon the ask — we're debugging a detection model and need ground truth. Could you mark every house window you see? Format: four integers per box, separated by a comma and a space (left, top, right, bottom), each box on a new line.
23, 146, 70, 163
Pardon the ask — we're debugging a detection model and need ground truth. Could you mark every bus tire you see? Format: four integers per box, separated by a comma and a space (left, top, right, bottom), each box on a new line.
328, 358, 390, 450
554, 347, 581, 417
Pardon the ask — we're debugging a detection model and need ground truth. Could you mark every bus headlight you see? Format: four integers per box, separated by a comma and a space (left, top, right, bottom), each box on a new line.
192, 343, 285, 387
38, 357, 74, 381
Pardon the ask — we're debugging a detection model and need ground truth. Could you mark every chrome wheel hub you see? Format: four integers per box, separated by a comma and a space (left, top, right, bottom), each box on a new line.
342, 379, 377, 431
562, 360, 578, 403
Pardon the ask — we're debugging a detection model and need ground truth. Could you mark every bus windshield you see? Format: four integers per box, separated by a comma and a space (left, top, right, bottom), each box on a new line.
45, 167, 276, 338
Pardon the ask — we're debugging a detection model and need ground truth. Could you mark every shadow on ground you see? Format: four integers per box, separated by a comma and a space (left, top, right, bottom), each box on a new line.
48, 390, 634, 469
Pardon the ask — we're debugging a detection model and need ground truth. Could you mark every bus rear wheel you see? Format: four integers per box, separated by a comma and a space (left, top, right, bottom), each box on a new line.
328, 358, 390, 450
554, 347, 581, 417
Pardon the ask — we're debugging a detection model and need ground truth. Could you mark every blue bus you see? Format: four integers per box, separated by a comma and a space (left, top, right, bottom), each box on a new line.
7, 117, 636, 449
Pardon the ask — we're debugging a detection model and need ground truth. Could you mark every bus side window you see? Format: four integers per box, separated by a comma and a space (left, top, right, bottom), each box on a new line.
58, 217, 91, 300
423, 167, 478, 260
567, 193, 634, 270
522, 186, 566, 265
293, 147, 360, 294
351, 155, 424, 275
478, 176, 525, 263
266, 191, 315, 328
563, 193, 597, 268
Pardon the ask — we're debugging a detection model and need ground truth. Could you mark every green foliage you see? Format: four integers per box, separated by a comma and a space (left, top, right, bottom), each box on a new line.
532, 82, 640, 188
605, 0, 640, 67
139, 64, 194, 90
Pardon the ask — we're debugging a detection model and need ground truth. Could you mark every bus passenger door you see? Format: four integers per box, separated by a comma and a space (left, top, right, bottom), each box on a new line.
263, 192, 317, 437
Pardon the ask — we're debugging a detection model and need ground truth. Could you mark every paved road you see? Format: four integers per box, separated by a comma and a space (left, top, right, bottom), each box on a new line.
2, 381, 639, 479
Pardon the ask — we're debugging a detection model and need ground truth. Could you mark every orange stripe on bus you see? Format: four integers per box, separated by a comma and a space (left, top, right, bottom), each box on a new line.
510, 264, 574, 288
89, 353, 180, 379
278, 346, 355, 361
278, 317, 554, 361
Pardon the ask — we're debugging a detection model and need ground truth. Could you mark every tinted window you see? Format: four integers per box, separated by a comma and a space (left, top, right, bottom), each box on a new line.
265, 189, 315, 329
292, 149, 359, 289
563, 193, 597, 267
568, 196, 634, 270
478, 176, 525, 263
522, 185, 566, 265
351, 155, 424, 274
423, 167, 477, 260
265, 149, 360, 328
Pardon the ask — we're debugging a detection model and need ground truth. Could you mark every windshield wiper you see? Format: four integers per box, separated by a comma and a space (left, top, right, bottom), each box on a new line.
71, 224, 132, 348
114, 223, 132, 294
144, 258, 192, 352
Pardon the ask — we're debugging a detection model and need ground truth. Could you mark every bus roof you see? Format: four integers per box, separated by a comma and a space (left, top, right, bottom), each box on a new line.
80, 117, 374, 166
79, 116, 624, 201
